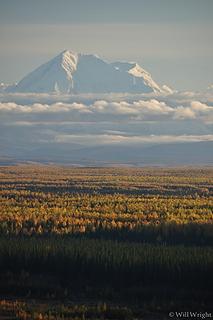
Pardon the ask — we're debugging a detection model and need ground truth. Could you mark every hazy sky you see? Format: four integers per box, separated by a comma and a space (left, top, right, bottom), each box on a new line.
0, 0, 213, 90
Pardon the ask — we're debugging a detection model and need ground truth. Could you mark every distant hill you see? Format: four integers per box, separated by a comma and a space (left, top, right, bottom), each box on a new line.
2, 141, 212, 166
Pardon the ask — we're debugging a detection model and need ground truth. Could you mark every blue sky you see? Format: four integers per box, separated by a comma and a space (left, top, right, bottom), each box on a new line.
0, 0, 213, 90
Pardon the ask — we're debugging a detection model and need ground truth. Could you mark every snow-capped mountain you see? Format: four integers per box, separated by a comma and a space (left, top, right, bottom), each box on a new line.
8, 50, 166, 94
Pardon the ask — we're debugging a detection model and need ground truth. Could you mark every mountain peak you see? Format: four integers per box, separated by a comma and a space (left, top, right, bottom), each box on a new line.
8, 50, 166, 94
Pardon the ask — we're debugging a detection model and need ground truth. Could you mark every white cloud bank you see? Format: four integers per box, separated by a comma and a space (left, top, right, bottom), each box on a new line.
55, 133, 213, 146
0, 99, 212, 123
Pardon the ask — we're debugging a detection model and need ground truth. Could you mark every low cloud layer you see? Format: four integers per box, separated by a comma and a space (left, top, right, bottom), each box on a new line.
0, 99, 213, 123
55, 133, 213, 145
0, 91, 213, 164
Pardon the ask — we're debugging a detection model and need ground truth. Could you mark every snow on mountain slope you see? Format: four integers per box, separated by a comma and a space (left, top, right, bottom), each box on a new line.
8, 50, 165, 94
9, 50, 78, 93
111, 61, 162, 93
